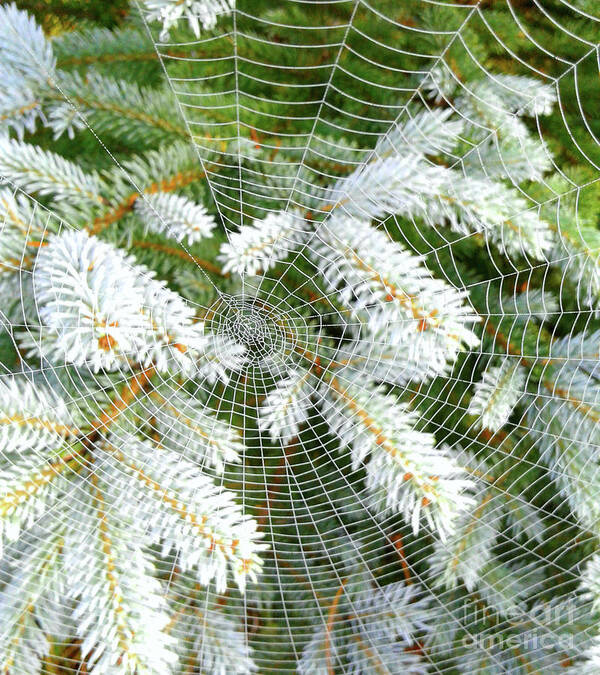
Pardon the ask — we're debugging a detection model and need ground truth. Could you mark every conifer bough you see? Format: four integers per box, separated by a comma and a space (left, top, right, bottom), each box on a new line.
0, 1, 600, 673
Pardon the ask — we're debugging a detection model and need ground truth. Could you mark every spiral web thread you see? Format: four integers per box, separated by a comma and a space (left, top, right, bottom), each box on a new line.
1, 0, 600, 673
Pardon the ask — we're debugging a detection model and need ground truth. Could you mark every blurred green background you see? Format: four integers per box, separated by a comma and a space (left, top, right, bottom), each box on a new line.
18, 0, 129, 33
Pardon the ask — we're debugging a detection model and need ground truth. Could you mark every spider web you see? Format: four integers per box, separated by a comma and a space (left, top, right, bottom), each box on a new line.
1, 0, 600, 673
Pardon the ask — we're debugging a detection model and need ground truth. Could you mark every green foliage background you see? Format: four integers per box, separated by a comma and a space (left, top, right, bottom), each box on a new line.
6, 0, 600, 672
19, 0, 129, 33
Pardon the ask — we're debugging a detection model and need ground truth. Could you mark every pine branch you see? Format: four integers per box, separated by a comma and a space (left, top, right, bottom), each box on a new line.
86, 366, 156, 438
430, 488, 499, 591
65, 476, 177, 675
0, 138, 105, 219
53, 26, 155, 68
324, 579, 346, 675
0, 526, 65, 674
298, 581, 430, 675
0, 376, 77, 454
0, 450, 75, 554
323, 154, 448, 222
96, 435, 266, 593
149, 387, 244, 472
130, 239, 224, 276
311, 216, 479, 372
258, 368, 316, 444
31, 230, 211, 373
0, 75, 42, 139
0, 3, 55, 84
468, 358, 526, 432
133, 190, 216, 244
49, 70, 188, 144
548, 209, 600, 307
376, 107, 464, 159
427, 172, 554, 259
91, 144, 208, 235
166, 580, 258, 675
321, 374, 474, 539
143, 0, 235, 40
219, 210, 309, 276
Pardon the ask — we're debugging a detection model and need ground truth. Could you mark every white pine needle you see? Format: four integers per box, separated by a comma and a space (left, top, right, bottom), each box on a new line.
469, 358, 525, 431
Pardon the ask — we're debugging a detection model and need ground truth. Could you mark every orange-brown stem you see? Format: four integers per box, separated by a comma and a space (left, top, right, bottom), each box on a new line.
391, 533, 412, 585
90, 169, 207, 236
325, 579, 347, 675
131, 240, 225, 276
87, 367, 156, 437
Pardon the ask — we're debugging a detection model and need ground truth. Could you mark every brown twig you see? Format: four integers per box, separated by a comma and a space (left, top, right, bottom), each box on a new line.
325, 578, 347, 675
131, 240, 226, 276
86, 366, 155, 439
390, 533, 412, 585
90, 169, 207, 236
